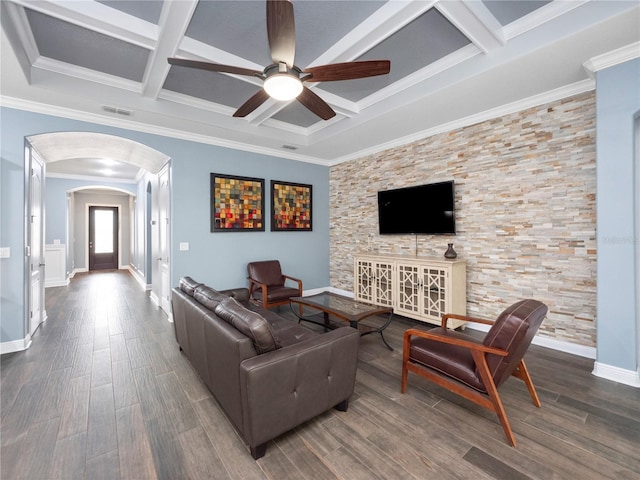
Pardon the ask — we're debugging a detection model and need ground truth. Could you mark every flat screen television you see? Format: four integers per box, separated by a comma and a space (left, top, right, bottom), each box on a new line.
378, 181, 455, 235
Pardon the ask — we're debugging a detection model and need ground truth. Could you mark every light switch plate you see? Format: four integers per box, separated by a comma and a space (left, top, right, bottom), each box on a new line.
0, 247, 10, 258
179, 242, 189, 251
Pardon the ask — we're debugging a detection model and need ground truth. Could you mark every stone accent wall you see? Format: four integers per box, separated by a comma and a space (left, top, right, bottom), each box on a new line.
330, 92, 596, 347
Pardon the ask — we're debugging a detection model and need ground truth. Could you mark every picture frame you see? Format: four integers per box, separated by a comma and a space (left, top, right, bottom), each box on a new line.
211, 173, 265, 232
271, 180, 312, 231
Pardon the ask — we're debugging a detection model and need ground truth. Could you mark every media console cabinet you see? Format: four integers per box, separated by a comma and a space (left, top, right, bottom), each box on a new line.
353, 253, 467, 329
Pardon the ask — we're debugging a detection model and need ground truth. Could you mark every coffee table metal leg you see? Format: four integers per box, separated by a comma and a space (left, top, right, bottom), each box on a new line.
358, 311, 394, 351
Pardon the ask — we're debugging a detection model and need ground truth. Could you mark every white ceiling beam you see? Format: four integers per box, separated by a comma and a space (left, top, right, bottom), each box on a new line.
503, 0, 589, 40
1, 2, 39, 82
142, 0, 198, 99
436, 0, 504, 53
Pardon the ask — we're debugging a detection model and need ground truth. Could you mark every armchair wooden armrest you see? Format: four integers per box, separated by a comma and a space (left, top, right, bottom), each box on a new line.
282, 274, 303, 294
441, 313, 495, 329
403, 328, 508, 357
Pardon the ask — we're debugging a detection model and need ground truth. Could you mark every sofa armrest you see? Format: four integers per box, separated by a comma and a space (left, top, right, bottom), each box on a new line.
220, 287, 250, 302
238, 326, 360, 448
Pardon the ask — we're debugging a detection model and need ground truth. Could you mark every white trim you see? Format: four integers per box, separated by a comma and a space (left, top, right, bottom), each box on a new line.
1, 336, 32, 354
47, 171, 137, 184
0, 96, 327, 166
127, 266, 151, 291
464, 322, 597, 359
329, 79, 595, 166
308, 286, 599, 359
72, 267, 88, 277
149, 291, 161, 308
583, 42, 640, 77
592, 362, 640, 388
45, 279, 69, 288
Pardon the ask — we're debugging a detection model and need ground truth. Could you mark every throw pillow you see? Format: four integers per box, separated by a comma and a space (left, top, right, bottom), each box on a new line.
215, 297, 281, 354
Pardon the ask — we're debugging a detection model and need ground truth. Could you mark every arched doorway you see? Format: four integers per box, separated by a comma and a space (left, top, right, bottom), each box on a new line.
24, 132, 173, 329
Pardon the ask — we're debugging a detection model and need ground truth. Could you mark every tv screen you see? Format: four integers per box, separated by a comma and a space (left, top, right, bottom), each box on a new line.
378, 181, 455, 235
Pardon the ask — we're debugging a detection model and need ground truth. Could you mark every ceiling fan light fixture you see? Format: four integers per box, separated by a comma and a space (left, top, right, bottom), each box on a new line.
263, 73, 302, 101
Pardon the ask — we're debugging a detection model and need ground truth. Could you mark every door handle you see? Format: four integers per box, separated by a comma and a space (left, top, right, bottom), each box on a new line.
157, 257, 162, 261
39, 263, 46, 267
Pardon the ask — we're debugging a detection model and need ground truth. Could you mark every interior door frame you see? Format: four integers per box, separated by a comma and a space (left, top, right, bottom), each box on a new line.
85, 203, 121, 271
23, 141, 46, 344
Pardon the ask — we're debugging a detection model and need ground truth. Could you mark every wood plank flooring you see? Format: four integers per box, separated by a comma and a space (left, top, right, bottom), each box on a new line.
1, 270, 639, 479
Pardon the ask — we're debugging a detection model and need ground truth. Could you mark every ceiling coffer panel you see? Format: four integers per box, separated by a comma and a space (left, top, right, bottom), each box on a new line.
482, 0, 552, 26
184, 1, 384, 70
271, 101, 325, 128
25, 8, 150, 82
95, 0, 164, 25
318, 8, 471, 102
163, 65, 263, 108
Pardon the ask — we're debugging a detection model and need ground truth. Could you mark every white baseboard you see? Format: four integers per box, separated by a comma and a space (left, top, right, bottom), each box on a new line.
72, 268, 87, 276
128, 266, 151, 291
45, 279, 69, 288
1, 336, 32, 354
150, 291, 160, 308
318, 286, 602, 360
592, 362, 640, 388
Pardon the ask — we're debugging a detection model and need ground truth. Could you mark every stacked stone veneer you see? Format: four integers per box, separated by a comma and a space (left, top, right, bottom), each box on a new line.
330, 91, 597, 348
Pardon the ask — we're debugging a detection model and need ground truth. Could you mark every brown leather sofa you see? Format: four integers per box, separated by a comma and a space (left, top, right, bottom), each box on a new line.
171, 277, 360, 459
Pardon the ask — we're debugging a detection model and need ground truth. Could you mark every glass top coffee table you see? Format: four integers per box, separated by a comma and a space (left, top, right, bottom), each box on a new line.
290, 292, 394, 350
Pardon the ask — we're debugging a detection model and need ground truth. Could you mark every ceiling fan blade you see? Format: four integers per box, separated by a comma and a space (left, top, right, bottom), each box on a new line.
168, 58, 262, 77
267, 0, 295, 67
297, 86, 336, 120
233, 89, 271, 118
303, 60, 390, 82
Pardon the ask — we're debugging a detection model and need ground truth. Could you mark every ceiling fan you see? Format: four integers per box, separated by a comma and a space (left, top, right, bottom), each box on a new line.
168, 0, 390, 120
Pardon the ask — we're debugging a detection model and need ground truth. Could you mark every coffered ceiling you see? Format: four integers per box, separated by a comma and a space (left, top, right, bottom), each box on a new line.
1, 0, 639, 179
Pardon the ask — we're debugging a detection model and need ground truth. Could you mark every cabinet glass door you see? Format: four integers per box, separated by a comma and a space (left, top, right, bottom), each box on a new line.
397, 264, 420, 313
355, 260, 374, 303
422, 267, 447, 318
375, 261, 394, 307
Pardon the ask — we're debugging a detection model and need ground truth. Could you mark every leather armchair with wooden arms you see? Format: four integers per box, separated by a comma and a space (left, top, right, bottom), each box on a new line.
401, 299, 548, 447
247, 260, 303, 309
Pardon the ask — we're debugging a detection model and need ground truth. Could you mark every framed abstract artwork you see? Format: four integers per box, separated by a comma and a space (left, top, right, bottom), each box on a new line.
211, 173, 265, 232
271, 180, 312, 231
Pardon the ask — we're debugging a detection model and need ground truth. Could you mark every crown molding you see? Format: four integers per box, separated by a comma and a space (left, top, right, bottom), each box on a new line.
46, 172, 137, 184
583, 42, 640, 78
329, 78, 595, 166
0, 95, 328, 166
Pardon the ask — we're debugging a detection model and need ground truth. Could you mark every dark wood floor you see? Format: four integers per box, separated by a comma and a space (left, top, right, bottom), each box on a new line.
2, 271, 639, 479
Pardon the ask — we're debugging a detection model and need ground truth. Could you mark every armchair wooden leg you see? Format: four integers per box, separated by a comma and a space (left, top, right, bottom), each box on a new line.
472, 350, 517, 447
513, 360, 541, 408
401, 332, 411, 393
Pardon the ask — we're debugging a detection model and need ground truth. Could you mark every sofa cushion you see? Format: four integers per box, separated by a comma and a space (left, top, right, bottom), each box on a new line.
215, 297, 281, 354
179, 276, 203, 296
194, 285, 228, 310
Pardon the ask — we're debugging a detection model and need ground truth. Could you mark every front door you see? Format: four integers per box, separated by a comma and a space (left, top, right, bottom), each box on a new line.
89, 206, 119, 270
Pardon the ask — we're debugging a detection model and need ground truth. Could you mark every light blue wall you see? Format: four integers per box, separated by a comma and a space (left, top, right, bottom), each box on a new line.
595, 58, 640, 371
0, 107, 330, 343
0, 110, 26, 343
